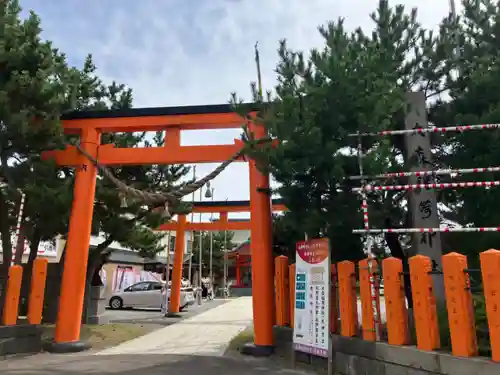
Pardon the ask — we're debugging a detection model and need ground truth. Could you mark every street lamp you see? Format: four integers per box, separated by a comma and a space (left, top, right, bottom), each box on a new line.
188, 166, 196, 283
205, 181, 212, 198
197, 183, 203, 304
223, 197, 228, 298
197, 182, 214, 304
205, 186, 214, 286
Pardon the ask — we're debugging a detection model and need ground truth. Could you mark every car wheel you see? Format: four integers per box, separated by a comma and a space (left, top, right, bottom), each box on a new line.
109, 296, 123, 310
180, 304, 187, 312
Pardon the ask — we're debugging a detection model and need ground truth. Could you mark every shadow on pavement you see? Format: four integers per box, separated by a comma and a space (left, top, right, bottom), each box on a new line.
0, 354, 310, 375
105, 300, 230, 326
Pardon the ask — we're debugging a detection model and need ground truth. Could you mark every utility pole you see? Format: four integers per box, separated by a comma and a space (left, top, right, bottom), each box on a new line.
254, 41, 263, 100
208, 187, 214, 284
222, 197, 229, 298
449, 0, 461, 74
188, 166, 196, 283
223, 227, 228, 299
164, 231, 172, 314
197, 184, 203, 304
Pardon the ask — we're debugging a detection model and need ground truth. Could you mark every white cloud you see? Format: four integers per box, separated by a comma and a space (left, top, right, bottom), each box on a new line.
22, 0, 453, 219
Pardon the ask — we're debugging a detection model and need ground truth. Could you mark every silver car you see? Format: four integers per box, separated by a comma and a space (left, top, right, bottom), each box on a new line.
108, 281, 195, 311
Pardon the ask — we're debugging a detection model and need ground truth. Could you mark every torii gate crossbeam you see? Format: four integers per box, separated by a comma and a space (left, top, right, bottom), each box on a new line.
159, 200, 286, 291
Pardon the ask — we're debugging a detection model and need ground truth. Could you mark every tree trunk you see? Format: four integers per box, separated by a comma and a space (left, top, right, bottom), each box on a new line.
27, 235, 40, 267
19, 233, 41, 316
384, 230, 413, 309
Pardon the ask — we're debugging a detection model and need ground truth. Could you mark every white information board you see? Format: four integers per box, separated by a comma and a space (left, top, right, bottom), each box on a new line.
293, 238, 330, 358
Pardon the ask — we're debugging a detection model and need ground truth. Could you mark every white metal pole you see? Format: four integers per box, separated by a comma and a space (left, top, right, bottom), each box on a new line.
188, 166, 196, 283
164, 231, 172, 314
165, 231, 172, 283
449, 0, 461, 72
223, 228, 227, 299
199, 187, 203, 288
197, 186, 203, 304
209, 189, 214, 284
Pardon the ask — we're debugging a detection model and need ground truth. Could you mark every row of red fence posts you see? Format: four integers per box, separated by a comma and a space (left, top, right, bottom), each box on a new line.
2, 258, 49, 326
273, 250, 500, 362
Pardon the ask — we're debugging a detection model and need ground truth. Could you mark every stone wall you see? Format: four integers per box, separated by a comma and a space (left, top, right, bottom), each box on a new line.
273, 326, 499, 375
18, 263, 106, 324
0, 325, 42, 357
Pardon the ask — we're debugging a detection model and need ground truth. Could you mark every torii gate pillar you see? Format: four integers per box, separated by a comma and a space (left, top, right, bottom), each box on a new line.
242, 122, 275, 356
168, 214, 186, 315
51, 128, 100, 352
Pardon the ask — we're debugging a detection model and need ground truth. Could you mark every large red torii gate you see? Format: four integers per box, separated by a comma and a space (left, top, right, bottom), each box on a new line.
159, 199, 286, 295
43, 104, 275, 355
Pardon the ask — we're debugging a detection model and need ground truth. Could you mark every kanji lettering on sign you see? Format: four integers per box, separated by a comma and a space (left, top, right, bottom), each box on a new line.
420, 232, 437, 248
411, 122, 426, 137
413, 146, 431, 166
418, 199, 432, 219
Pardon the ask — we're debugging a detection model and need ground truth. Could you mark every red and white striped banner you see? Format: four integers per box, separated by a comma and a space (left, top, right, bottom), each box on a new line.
353, 227, 500, 234
349, 166, 500, 180
11, 191, 25, 266
356, 134, 381, 340
349, 123, 500, 137
353, 180, 500, 192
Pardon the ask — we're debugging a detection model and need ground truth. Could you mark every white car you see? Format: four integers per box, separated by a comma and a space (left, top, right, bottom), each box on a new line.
108, 281, 195, 311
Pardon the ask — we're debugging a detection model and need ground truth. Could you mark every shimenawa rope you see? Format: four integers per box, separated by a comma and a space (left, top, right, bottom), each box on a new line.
75, 131, 271, 218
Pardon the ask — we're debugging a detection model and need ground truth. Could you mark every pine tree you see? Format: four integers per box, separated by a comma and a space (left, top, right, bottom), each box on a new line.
190, 230, 235, 282
427, 0, 500, 265
233, 0, 459, 265
271, 213, 303, 259
0, 1, 193, 317
0, 0, 72, 264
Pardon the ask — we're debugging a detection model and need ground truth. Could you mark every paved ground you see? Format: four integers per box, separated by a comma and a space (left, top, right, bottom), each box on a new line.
97, 297, 253, 356
0, 353, 312, 374
0, 297, 316, 375
104, 299, 228, 326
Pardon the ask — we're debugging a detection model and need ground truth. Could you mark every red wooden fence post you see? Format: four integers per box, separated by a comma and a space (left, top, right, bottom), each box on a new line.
275, 255, 290, 326
442, 252, 477, 357
359, 258, 376, 341
28, 258, 49, 325
480, 249, 500, 362
2, 265, 23, 326
409, 255, 440, 351
382, 257, 410, 346
338, 261, 358, 337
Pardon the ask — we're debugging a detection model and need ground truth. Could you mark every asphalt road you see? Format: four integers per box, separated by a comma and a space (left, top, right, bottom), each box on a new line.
103, 298, 229, 326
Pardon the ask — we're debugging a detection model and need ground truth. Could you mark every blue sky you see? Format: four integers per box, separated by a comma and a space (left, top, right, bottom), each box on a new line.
20, 0, 451, 220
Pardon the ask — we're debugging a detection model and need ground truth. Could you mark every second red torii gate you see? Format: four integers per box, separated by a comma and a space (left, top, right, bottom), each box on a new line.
159, 199, 286, 231
159, 199, 286, 292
